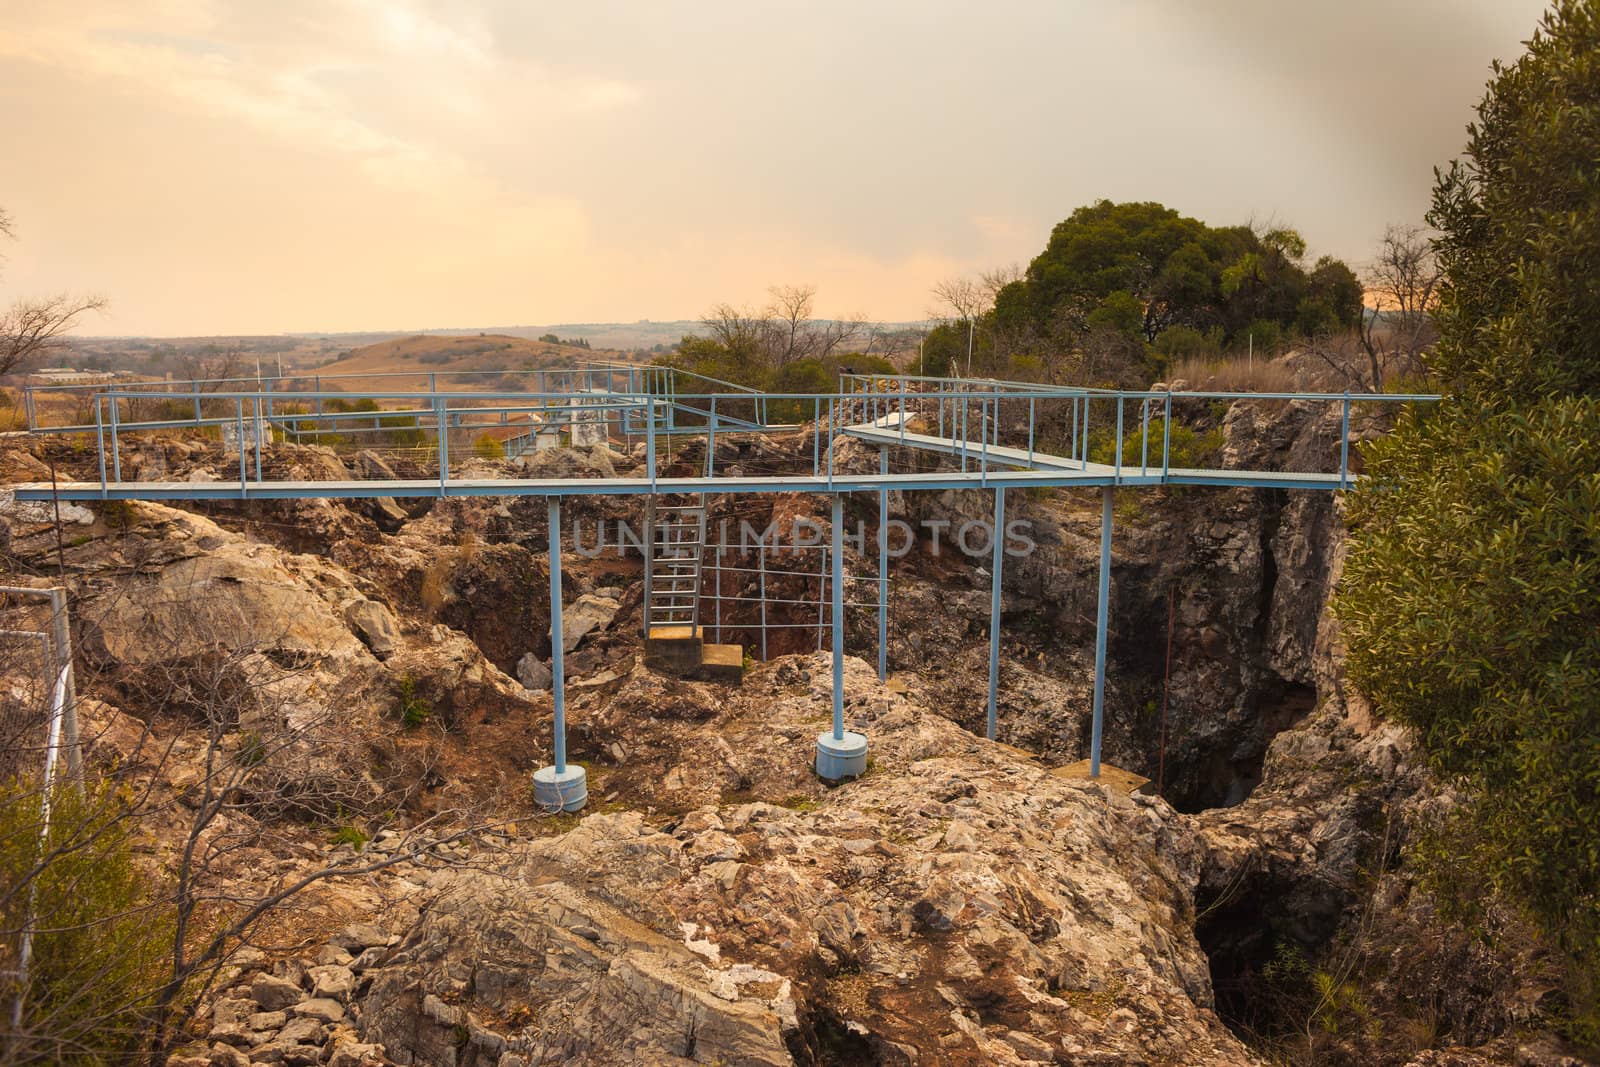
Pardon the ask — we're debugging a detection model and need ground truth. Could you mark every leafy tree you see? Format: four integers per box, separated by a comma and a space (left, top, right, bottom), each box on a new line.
994, 200, 1361, 362
1338, 0, 1600, 1042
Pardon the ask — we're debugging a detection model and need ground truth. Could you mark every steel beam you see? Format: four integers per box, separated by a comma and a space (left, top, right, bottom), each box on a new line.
987, 485, 1005, 741
533, 497, 586, 812
877, 448, 888, 682
1090, 486, 1113, 778
815, 492, 868, 779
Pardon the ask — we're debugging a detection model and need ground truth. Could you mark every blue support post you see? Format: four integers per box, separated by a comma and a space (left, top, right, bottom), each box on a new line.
436, 399, 448, 491
94, 399, 107, 496
236, 399, 246, 495
646, 401, 657, 488
758, 531, 769, 662
877, 448, 888, 683
826, 399, 834, 487
813, 398, 820, 475
1339, 395, 1351, 489
534, 496, 587, 812
110, 395, 121, 482
816, 493, 868, 780
1070, 395, 1078, 463
1163, 393, 1172, 478
253, 398, 263, 483
1090, 486, 1113, 778
959, 391, 968, 471
706, 397, 717, 479
1082, 396, 1091, 469
1140, 396, 1149, 475
1115, 396, 1124, 480
987, 485, 1006, 741
980, 399, 989, 484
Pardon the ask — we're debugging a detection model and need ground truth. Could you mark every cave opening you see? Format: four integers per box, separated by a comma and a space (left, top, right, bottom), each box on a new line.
1162, 679, 1317, 814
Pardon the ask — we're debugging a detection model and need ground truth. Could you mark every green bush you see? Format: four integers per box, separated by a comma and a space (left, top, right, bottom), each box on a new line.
472, 434, 505, 460
395, 675, 431, 729
0, 778, 172, 1063
1339, 2, 1600, 1045
1087, 416, 1222, 469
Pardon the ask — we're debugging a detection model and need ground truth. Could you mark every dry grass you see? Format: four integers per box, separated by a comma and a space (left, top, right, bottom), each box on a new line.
1164, 354, 1299, 393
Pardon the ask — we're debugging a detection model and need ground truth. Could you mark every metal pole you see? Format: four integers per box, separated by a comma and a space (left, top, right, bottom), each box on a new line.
1070, 394, 1078, 463
1090, 486, 1113, 778
826, 398, 835, 487
94, 399, 107, 494
713, 536, 722, 644
1163, 393, 1172, 478
110, 394, 121, 482
877, 448, 888, 682
647, 400, 657, 490
1115, 396, 1124, 480
47, 588, 81, 784
758, 530, 769, 662
642, 496, 655, 637
1140, 396, 1149, 475
813, 397, 820, 475
987, 486, 1006, 741
706, 397, 717, 479
830, 493, 845, 743
436, 398, 448, 492
1340, 395, 1351, 489
549, 497, 566, 774
959, 390, 968, 472
236, 399, 246, 494
1082, 396, 1091, 469
253, 398, 263, 482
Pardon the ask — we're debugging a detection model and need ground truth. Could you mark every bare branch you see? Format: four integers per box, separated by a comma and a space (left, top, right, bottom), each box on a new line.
2, 295, 109, 377
929, 275, 987, 324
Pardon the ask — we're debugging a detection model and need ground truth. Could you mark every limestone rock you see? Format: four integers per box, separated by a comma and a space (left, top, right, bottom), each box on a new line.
343, 599, 399, 658
551, 592, 620, 653
325, 1043, 387, 1067
276, 1016, 326, 1044
516, 651, 552, 691
250, 975, 303, 1012
330, 922, 391, 951
308, 965, 355, 1001
357, 655, 1249, 1065
514, 446, 615, 480
290, 997, 345, 1023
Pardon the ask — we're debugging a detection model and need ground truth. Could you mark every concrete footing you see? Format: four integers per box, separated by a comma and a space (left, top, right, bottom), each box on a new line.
815, 730, 869, 782
532, 765, 588, 812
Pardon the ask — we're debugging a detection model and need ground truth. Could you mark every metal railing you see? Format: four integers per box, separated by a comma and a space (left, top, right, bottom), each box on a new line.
11, 364, 1440, 499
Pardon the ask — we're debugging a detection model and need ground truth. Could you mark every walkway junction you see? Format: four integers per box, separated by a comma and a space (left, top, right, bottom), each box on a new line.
10, 363, 1438, 810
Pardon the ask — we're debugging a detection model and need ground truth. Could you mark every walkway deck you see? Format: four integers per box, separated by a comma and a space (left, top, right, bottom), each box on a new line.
841, 422, 1350, 490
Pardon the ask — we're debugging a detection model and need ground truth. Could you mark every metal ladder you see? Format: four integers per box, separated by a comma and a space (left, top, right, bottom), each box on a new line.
645, 494, 706, 634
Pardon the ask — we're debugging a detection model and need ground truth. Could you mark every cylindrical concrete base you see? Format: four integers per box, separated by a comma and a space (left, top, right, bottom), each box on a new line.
533, 765, 588, 813
815, 731, 869, 782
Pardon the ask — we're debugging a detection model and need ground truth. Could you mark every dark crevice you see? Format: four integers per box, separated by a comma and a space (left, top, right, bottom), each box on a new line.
1165, 679, 1316, 813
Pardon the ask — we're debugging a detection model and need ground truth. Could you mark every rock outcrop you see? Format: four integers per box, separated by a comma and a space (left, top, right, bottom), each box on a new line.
350, 655, 1253, 1066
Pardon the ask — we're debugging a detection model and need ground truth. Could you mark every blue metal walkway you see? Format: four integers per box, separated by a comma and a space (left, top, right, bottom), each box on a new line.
4, 366, 1439, 806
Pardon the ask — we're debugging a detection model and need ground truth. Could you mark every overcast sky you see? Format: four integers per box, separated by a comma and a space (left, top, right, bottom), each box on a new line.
0, 0, 1550, 337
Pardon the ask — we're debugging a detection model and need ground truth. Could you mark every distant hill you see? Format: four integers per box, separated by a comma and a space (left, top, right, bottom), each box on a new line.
311, 333, 631, 384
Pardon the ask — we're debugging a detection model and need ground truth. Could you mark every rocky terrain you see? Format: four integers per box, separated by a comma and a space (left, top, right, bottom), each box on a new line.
0, 402, 1588, 1065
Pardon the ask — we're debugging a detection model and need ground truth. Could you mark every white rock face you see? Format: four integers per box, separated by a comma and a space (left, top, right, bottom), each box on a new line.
357, 655, 1254, 1065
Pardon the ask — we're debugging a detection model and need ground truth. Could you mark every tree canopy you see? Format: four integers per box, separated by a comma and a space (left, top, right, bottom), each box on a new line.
1338, 0, 1600, 1043
993, 200, 1361, 355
